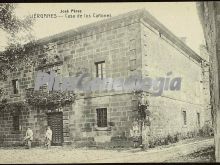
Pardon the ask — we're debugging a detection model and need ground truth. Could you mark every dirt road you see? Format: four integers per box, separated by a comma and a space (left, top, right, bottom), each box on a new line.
0, 138, 214, 163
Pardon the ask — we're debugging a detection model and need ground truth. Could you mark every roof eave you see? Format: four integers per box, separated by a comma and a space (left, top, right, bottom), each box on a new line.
141, 10, 203, 63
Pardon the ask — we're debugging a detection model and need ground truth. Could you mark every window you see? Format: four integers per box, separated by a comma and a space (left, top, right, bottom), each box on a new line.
129, 39, 136, 50
182, 111, 187, 125
13, 115, 20, 131
132, 100, 138, 111
47, 70, 56, 91
197, 113, 200, 126
96, 108, 107, 127
12, 79, 19, 94
95, 61, 106, 79
129, 59, 136, 71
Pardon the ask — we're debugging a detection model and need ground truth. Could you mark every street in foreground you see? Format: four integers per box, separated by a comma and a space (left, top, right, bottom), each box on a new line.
0, 137, 214, 163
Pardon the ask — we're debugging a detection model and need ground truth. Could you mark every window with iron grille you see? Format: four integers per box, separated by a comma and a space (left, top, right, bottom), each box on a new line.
129, 59, 136, 71
12, 79, 19, 94
197, 113, 200, 126
13, 115, 20, 131
95, 61, 106, 79
182, 111, 187, 125
96, 108, 107, 127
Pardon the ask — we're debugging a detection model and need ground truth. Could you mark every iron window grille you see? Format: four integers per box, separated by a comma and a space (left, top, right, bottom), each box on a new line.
12, 79, 19, 94
96, 108, 107, 127
183, 110, 187, 125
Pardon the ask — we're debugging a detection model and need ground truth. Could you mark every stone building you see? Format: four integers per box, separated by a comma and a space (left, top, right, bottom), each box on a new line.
0, 9, 211, 147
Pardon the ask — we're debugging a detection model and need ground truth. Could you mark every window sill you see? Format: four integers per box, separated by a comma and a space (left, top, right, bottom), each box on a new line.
182, 125, 187, 128
10, 94, 21, 98
94, 126, 111, 131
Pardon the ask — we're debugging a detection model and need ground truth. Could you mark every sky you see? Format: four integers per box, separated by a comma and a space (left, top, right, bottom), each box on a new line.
0, 2, 205, 54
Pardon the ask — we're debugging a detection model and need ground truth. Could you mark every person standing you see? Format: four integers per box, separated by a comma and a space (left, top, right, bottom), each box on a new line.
24, 127, 33, 149
141, 122, 151, 150
130, 120, 140, 148
45, 126, 53, 149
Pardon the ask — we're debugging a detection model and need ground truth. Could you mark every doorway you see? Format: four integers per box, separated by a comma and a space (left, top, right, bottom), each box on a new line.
47, 112, 63, 146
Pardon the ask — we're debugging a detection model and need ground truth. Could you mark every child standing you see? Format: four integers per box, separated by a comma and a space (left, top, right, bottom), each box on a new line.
24, 127, 33, 149
130, 121, 141, 148
45, 126, 53, 149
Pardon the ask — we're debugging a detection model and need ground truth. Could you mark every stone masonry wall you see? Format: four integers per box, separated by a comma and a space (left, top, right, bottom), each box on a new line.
0, 12, 143, 146
68, 93, 136, 146
140, 19, 211, 137
0, 106, 48, 147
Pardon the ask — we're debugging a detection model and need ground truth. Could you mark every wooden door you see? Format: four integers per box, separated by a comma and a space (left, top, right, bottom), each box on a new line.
47, 112, 63, 146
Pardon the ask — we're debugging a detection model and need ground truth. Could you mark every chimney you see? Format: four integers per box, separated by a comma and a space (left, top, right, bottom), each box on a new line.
179, 37, 187, 44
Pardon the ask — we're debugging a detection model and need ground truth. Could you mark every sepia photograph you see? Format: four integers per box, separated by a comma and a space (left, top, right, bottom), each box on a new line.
0, 1, 218, 163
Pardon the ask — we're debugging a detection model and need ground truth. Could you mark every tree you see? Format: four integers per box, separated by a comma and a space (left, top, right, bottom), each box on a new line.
197, 2, 220, 162
0, 3, 35, 80
132, 90, 151, 147
0, 4, 32, 36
